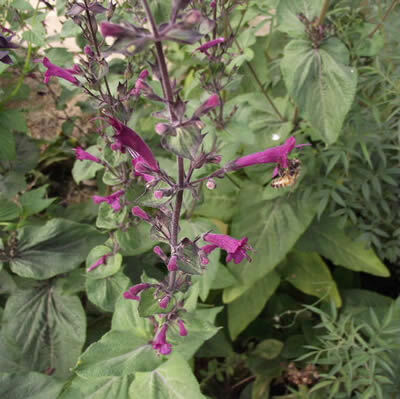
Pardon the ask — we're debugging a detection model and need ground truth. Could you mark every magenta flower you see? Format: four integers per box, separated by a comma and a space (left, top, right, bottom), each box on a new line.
123, 283, 152, 301
202, 233, 253, 264
132, 157, 156, 182
159, 296, 171, 309
104, 116, 160, 172
153, 246, 168, 262
193, 94, 220, 117
93, 190, 124, 212
84, 45, 94, 57
231, 137, 301, 172
152, 324, 172, 355
100, 22, 127, 37
41, 57, 81, 86
74, 147, 102, 163
132, 206, 151, 222
87, 252, 112, 272
196, 37, 225, 53
177, 319, 188, 337
167, 255, 178, 271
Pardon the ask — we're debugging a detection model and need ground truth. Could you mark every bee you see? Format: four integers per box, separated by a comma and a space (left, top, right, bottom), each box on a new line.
271, 159, 302, 189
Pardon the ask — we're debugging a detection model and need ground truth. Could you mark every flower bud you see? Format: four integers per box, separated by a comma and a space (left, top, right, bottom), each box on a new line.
206, 178, 216, 190
178, 319, 188, 336
155, 123, 170, 135
159, 296, 171, 309
154, 190, 164, 199
184, 10, 202, 25
84, 45, 95, 57
153, 246, 168, 262
132, 206, 151, 222
167, 255, 178, 271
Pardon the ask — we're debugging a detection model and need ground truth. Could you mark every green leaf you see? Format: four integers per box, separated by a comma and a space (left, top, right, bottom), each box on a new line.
86, 245, 122, 279
224, 184, 316, 302
72, 145, 104, 184
116, 223, 154, 256
86, 271, 130, 312
0, 372, 63, 399
0, 131, 16, 161
193, 178, 239, 222
253, 339, 284, 360
0, 172, 26, 198
59, 375, 134, 399
0, 111, 27, 135
96, 202, 127, 230
19, 185, 56, 217
75, 330, 162, 378
129, 353, 207, 399
296, 216, 390, 277
10, 219, 104, 279
0, 198, 21, 221
0, 333, 24, 373
277, 0, 324, 37
282, 251, 342, 307
281, 38, 357, 145
227, 271, 280, 340
161, 125, 204, 160
138, 287, 173, 317
170, 309, 222, 360
1, 285, 86, 378
45, 47, 75, 66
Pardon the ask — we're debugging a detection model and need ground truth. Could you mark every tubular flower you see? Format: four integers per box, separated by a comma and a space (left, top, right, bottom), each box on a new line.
159, 296, 171, 309
41, 57, 81, 86
132, 206, 151, 222
152, 324, 172, 355
74, 147, 102, 163
167, 255, 178, 271
123, 283, 152, 301
196, 37, 225, 53
104, 116, 160, 172
132, 157, 156, 182
193, 94, 220, 117
87, 252, 112, 272
93, 189, 125, 212
177, 319, 188, 337
226, 137, 307, 177
202, 233, 253, 264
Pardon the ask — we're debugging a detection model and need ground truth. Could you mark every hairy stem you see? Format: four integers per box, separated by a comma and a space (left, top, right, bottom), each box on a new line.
83, 0, 114, 113
141, 0, 183, 289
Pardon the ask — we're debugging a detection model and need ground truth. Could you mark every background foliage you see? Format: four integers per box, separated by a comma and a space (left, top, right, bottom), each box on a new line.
1, 0, 400, 398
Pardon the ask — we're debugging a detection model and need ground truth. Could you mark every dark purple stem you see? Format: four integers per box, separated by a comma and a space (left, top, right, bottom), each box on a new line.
141, 0, 183, 289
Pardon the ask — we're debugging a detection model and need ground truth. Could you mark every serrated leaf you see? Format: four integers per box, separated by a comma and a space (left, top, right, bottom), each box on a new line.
58, 375, 134, 399
281, 38, 357, 144
0, 198, 21, 221
224, 184, 316, 303
86, 245, 122, 279
75, 330, 162, 378
0, 131, 16, 161
282, 251, 342, 307
129, 353, 207, 399
296, 216, 390, 277
1, 285, 86, 378
86, 271, 130, 312
0, 372, 63, 399
19, 185, 56, 217
10, 219, 104, 279
72, 145, 104, 184
161, 126, 204, 160
277, 0, 324, 37
227, 271, 280, 339
116, 223, 154, 256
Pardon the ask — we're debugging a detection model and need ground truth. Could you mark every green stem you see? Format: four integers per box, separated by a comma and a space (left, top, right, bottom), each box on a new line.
368, 0, 399, 38
318, 0, 330, 26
